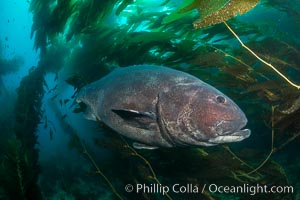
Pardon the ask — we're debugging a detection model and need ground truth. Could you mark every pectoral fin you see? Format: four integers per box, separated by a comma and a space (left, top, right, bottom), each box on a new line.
112, 109, 156, 119
111, 109, 156, 129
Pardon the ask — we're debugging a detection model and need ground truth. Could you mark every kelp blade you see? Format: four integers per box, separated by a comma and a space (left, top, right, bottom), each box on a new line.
192, 0, 260, 29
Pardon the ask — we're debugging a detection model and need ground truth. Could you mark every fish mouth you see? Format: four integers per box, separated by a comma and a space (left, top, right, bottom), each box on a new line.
208, 120, 251, 144
208, 128, 251, 144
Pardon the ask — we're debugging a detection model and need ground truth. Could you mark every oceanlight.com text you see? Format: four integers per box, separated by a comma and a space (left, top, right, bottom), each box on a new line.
208, 183, 294, 196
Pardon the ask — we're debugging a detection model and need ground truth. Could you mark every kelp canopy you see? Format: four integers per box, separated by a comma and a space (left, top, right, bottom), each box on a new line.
1, 0, 299, 199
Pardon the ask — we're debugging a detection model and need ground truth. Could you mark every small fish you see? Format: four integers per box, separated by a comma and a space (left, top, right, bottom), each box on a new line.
76, 65, 250, 149
61, 114, 67, 120
71, 91, 78, 98
51, 94, 58, 101
44, 116, 48, 129
54, 72, 59, 81
47, 84, 58, 94
64, 99, 70, 105
50, 128, 53, 141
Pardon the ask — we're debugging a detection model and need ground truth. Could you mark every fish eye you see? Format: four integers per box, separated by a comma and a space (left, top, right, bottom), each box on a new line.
216, 95, 226, 103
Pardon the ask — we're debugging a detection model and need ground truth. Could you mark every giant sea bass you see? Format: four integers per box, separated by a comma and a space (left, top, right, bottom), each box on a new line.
76, 65, 250, 149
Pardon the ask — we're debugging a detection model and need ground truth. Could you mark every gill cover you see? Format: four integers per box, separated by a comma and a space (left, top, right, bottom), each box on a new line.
157, 83, 207, 146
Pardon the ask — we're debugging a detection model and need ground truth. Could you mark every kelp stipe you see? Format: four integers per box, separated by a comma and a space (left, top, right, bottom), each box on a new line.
0, 138, 41, 200
2, 66, 46, 199
223, 21, 300, 90
81, 140, 123, 200
223, 105, 276, 177
117, 135, 174, 200
65, 122, 124, 200
96, 118, 173, 199
246, 105, 276, 175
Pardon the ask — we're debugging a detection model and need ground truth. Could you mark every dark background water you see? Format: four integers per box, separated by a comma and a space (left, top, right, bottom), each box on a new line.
0, 0, 299, 199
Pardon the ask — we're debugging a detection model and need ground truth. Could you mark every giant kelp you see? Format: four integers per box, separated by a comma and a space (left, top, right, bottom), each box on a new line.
177, 0, 259, 29
0, 37, 71, 199
4, 66, 46, 200
20, 0, 300, 199
0, 138, 42, 200
0, 43, 43, 198
0, 67, 44, 199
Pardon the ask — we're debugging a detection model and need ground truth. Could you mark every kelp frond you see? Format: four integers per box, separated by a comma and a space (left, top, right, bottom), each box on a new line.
0, 138, 41, 200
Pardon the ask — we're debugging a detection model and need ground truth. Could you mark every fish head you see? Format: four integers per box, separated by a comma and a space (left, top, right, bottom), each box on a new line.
158, 83, 250, 146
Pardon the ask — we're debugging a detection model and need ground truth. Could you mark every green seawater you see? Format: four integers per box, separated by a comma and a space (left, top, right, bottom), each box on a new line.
0, 0, 299, 199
